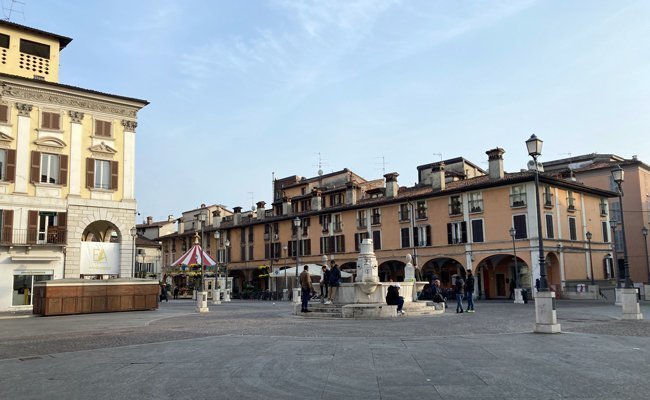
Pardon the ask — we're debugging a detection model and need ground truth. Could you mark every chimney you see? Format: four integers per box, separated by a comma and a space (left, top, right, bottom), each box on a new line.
212, 209, 222, 228
486, 147, 505, 179
146, 216, 153, 225
233, 206, 242, 225
177, 217, 184, 234
345, 182, 357, 205
431, 163, 446, 191
256, 201, 266, 220
384, 172, 399, 198
311, 188, 322, 211
167, 215, 174, 222
282, 197, 292, 216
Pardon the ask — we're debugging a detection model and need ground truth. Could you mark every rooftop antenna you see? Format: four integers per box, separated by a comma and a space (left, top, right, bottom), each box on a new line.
2, 0, 25, 22
558, 152, 572, 159
433, 153, 443, 162
314, 152, 327, 176
375, 156, 388, 175
248, 192, 255, 211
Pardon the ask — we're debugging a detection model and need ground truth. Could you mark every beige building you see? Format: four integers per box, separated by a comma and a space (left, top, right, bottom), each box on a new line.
0, 20, 148, 311
544, 154, 650, 286
165, 148, 615, 299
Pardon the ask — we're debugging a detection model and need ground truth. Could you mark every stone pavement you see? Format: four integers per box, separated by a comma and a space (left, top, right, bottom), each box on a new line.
0, 299, 648, 399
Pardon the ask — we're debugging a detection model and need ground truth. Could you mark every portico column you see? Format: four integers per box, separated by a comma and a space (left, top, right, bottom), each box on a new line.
14, 103, 32, 193
121, 120, 137, 200
69, 111, 84, 196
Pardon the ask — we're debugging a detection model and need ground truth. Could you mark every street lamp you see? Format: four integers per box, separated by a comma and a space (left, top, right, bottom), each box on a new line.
526, 134, 548, 291
611, 165, 632, 289
509, 227, 519, 289
283, 245, 288, 291
610, 220, 620, 286
130, 226, 137, 278
586, 231, 594, 286
642, 226, 649, 284
198, 212, 207, 292
293, 217, 301, 290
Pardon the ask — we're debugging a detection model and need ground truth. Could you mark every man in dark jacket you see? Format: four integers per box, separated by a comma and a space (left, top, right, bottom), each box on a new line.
386, 283, 405, 314
454, 275, 464, 313
325, 262, 340, 305
320, 265, 330, 302
299, 265, 313, 313
465, 270, 475, 312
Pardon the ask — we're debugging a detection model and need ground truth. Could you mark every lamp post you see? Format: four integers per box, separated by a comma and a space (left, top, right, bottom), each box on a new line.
130, 226, 137, 278
642, 226, 649, 284
611, 165, 632, 289
509, 227, 518, 288
283, 245, 288, 291
198, 212, 207, 292
293, 217, 301, 291
526, 134, 548, 291
610, 220, 620, 287
586, 231, 594, 286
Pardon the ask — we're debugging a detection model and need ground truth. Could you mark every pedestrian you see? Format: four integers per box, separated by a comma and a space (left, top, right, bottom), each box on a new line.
320, 265, 330, 302
173, 286, 179, 300
386, 283, 405, 315
508, 279, 515, 300
454, 275, 464, 313
535, 278, 541, 292
160, 284, 168, 302
325, 261, 341, 304
299, 265, 314, 313
465, 270, 475, 312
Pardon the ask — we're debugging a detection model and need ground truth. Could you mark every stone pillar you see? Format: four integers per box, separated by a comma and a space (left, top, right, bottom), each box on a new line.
196, 290, 209, 313
533, 291, 561, 333
356, 239, 379, 283
69, 111, 84, 196
620, 288, 643, 320
121, 120, 137, 200
14, 103, 32, 193
514, 288, 525, 304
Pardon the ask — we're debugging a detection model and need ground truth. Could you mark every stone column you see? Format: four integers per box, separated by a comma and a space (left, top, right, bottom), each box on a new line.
69, 111, 84, 196
620, 288, 643, 320
533, 291, 561, 333
14, 103, 32, 193
121, 120, 137, 200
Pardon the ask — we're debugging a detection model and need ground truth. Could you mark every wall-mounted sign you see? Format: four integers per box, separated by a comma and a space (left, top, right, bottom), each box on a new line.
80, 242, 120, 275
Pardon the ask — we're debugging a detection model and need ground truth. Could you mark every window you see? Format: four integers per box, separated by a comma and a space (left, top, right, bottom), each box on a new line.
0, 149, 16, 182
41, 111, 60, 130
371, 208, 381, 225
20, 39, 50, 58
602, 221, 609, 243
0, 104, 8, 123
320, 214, 332, 233
329, 192, 344, 206
567, 191, 576, 211
599, 198, 608, 216
300, 199, 311, 212
291, 202, 299, 214
400, 227, 410, 248
372, 231, 382, 250
357, 210, 367, 228
510, 185, 526, 207
416, 201, 427, 219
86, 158, 117, 190
471, 219, 484, 243
321, 235, 345, 254
1, 209, 13, 244
28, 210, 66, 245
95, 120, 112, 137
610, 201, 621, 222
414, 225, 432, 247
543, 186, 553, 207
545, 214, 554, 239
354, 231, 369, 251
449, 195, 462, 215
512, 215, 527, 239
0, 33, 9, 49
12, 274, 52, 306
468, 192, 483, 213
447, 221, 467, 244
333, 214, 343, 232
40, 153, 59, 184
568, 217, 577, 240
398, 204, 410, 221
301, 217, 310, 236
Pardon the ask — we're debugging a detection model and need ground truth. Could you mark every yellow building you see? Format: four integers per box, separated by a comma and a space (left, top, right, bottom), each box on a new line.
0, 20, 148, 311
175, 148, 616, 299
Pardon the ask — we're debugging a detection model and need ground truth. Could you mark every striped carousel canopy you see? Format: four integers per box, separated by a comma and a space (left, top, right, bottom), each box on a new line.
171, 244, 217, 267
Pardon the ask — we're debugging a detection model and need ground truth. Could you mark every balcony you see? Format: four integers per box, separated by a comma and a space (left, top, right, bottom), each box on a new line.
1, 227, 67, 245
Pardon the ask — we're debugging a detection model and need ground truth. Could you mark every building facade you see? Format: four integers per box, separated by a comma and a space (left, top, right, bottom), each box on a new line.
160, 148, 616, 299
0, 21, 147, 311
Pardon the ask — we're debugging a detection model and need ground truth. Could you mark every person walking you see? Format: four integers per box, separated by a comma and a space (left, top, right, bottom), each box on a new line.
454, 275, 464, 313
325, 261, 341, 305
465, 270, 475, 312
160, 283, 168, 303
320, 265, 330, 302
173, 286, 179, 300
299, 265, 314, 313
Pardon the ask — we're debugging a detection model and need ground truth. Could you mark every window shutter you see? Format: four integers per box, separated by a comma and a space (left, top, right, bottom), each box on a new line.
447, 223, 453, 244
372, 230, 381, 250
340, 235, 345, 253
59, 154, 68, 186
1, 209, 13, 244
57, 212, 67, 244
86, 158, 95, 188
0, 104, 7, 122
110, 161, 119, 191
30, 151, 40, 183
471, 220, 484, 243
319, 237, 324, 254
5, 149, 16, 182
27, 210, 38, 244
304, 239, 311, 256
425, 225, 432, 246
354, 233, 359, 251
42, 112, 50, 129
401, 227, 409, 248
461, 221, 468, 243
52, 113, 60, 130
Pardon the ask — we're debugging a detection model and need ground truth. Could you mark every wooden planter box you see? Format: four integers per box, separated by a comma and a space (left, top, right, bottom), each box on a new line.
33, 279, 159, 316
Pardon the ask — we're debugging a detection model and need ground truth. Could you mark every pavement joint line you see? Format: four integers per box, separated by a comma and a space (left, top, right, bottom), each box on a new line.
143, 312, 196, 326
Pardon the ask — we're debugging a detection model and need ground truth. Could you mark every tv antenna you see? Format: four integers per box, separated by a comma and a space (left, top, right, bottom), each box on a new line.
433, 153, 443, 162
248, 192, 255, 211
314, 152, 328, 176
375, 156, 389, 175
2, 0, 25, 22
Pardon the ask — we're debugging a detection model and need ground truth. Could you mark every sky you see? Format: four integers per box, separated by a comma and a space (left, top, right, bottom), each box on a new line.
13, 0, 650, 222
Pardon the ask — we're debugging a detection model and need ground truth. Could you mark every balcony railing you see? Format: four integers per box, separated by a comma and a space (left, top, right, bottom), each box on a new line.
1, 227, 67, 245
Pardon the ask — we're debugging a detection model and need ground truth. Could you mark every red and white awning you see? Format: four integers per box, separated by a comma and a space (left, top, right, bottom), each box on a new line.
171, 244, 217, 267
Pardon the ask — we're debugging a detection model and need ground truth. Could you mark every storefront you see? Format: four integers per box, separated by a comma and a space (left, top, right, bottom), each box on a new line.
0, 252, 64, 311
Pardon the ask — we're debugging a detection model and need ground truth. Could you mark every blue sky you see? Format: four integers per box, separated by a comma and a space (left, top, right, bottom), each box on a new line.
17, 0, 650, 222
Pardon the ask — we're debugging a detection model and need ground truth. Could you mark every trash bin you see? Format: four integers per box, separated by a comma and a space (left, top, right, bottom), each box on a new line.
522, 288, 528, 304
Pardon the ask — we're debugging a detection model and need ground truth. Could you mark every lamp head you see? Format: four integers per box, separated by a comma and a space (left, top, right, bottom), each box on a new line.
611, 165, 624, 185
509, 227, 516, 238
586, 231, 592, 240
526, 134, 543, 158
643, 226, 649, 237
293, 217, 301, 227
130, 226, 137, 237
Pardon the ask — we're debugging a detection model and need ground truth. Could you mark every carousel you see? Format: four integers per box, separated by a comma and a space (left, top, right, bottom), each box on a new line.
165, 233, 218, 299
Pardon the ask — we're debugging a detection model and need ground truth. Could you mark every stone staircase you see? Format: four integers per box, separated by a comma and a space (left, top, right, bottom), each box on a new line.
294, 300, 444, 319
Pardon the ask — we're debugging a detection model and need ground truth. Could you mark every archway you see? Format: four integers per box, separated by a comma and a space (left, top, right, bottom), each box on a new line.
339, 262, 357, 281
545, 252, 560, 291
378, 260, 405, 282
476, 254, 529, 299
421, 257, 465, 288
80, 220, 123, 278
229, 270, 246, 294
